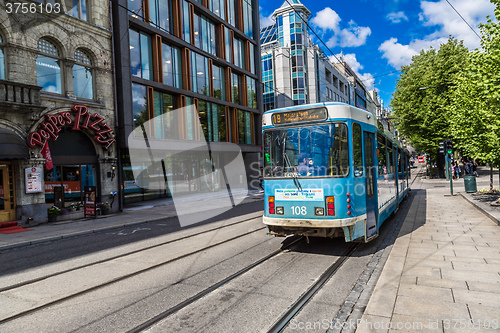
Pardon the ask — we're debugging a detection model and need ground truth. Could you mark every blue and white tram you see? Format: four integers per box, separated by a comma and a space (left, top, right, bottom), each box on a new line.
262, 102, 410, 243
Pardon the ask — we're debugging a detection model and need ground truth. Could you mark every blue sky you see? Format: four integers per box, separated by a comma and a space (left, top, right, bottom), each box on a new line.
259, 0, 496, 109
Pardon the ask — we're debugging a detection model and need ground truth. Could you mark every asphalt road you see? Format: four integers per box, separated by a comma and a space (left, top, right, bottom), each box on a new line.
0, 173, 420, 332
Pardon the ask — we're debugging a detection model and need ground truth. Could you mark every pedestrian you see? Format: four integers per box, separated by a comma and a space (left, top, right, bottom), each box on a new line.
464, 162, 470, 175
455, 161, 460, 179
451, 163, 456, 179
472, 162, 478, 177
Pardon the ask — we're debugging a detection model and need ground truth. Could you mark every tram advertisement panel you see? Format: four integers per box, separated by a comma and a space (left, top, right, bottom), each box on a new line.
275, 189, 324, 201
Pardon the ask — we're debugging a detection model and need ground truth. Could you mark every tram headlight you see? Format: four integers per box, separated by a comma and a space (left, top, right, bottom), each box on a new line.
315, 207, 324, 216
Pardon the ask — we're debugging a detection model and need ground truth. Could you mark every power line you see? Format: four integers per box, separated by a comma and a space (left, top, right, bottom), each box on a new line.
444, 0, 482, 40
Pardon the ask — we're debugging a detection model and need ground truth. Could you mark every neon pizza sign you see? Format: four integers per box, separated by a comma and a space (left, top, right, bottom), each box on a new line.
28, 105, 116, 150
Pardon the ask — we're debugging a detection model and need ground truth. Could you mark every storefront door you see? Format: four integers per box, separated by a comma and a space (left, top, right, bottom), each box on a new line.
0, 164, 14, 222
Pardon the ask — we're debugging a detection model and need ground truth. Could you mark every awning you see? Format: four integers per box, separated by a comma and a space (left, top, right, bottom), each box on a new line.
0, 128, 29, 159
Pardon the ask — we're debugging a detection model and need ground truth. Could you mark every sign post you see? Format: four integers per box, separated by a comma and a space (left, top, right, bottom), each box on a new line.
84, 186, 96, 218
25, 167, 43, 193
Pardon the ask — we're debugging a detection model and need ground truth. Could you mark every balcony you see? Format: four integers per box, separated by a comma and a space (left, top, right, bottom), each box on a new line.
0, 79, 45, 113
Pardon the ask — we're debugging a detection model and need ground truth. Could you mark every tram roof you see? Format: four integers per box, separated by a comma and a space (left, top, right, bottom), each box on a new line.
262, 102, 376, 127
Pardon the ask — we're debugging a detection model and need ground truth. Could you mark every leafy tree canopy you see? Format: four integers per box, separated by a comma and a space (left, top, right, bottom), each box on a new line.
390, 37, 469, 159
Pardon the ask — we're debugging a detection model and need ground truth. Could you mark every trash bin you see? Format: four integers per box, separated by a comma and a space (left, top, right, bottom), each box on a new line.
464, 175, 477, 193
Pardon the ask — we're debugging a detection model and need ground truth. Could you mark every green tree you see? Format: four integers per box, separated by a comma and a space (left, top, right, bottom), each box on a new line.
449, 0, 500, 189
390, 37, 469, 160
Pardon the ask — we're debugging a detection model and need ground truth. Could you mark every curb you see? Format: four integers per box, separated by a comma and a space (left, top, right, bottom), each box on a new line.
0, 215, 172, 252
459, 193, 500, 226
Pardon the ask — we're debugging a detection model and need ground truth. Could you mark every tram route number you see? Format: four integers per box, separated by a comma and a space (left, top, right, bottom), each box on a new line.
291, 206, 307, 215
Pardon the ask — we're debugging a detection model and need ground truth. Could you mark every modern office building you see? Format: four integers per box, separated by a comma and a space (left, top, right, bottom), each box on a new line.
112, 0, 262, 205
0, 2, 117, 224
260, 0, 371, 112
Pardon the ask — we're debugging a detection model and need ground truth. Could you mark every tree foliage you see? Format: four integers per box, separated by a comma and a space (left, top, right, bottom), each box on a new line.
390, 38, 469, 159
448, 0, 500, 166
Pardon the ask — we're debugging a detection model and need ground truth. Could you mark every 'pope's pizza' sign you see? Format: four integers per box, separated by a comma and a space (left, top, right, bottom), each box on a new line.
28, 105, 115, 150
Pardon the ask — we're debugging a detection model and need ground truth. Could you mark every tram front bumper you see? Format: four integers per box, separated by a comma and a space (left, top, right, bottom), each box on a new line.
263, 214, 367, 228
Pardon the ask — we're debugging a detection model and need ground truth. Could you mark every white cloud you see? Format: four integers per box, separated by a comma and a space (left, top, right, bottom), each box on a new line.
311, 8, 371, 48
259, 7, 274, 28
339, 21, 371, 48
386, 11, 409, 24
379, 0, 495, 69
310, 7, 341, 31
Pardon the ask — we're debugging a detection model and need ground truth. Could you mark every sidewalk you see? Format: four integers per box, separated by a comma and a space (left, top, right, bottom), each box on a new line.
357, 187, 500, 332
0, 189, 263, 252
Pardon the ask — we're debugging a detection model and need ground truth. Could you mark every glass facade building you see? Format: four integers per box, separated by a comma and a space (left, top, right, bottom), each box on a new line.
113, 0, 262, 204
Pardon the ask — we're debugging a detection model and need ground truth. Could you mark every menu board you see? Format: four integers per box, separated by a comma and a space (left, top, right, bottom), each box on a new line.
85, 186, 96, 217
25, 167, 43, 193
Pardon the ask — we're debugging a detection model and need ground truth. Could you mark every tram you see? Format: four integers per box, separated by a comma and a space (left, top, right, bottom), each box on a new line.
262, 102, 410, 243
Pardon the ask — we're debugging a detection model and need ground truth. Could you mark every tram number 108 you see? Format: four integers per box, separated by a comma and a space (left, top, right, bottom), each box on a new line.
291, 206, 307, 215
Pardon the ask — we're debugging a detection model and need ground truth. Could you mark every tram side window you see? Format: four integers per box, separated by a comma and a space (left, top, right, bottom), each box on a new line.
353, 123, 363, 177
377, 133, 387, 176
387, 141, 393, 174
328, 123, 349, 176
398, 149, 403, 173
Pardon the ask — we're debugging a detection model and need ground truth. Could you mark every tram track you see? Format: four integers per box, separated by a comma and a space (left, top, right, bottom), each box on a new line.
0, 214, 272, 326
125, 236, 305, 333
266, 243, 359, 333
0, 213, 263, 293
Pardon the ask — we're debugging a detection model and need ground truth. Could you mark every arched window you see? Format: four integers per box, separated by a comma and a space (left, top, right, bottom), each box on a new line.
73, 49, 93, 99
37, 38, 62, 94
0, 35, 5, 79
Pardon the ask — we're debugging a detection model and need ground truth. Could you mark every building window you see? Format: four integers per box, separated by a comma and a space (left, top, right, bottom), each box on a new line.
148, 0, 171, 31
73, 49, 93, 100
231, 73, 240, 105
191, 52, 210, 95
162, 43, 182, 88
209, 0, 225, 20
193, 13, 217, 56
127, 0, 143, 18
182, 0, 190, 43
0, 35, 5, 80
71, 0, 89, 21
247, 76, 256, 109
152, 90, 176, 139
37, 38, 62, 94
129, 29, 153, 80
227, 0, 236, 27
242, 0, 253, 38
200, 102, 227, 142
132, 83, 148, 130
234, 38, 244, 69
212, 64, 225, 101
238, 110, 252, 144
224, 26, 232, 63
248, 43, 255, 74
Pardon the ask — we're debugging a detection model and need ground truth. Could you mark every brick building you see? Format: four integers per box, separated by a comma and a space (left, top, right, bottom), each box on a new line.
0, 1, 116, 224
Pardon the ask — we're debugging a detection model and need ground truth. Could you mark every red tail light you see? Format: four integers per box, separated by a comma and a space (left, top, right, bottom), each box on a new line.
326, 196, 335, 216
269, 196, 275, 214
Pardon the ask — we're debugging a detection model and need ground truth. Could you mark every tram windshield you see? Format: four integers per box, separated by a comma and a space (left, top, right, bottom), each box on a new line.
263, 122, 349, 178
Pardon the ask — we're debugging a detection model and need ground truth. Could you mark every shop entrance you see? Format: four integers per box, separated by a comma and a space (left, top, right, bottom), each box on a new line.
0, 163, 15, 222
44, 128, 99, 209
45, 164, 97, 207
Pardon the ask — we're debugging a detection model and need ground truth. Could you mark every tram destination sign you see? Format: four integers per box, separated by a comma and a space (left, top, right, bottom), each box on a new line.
271, 108, 327, 125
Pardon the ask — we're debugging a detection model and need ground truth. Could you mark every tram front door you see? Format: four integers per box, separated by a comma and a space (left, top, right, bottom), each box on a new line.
364, 132, 378, 240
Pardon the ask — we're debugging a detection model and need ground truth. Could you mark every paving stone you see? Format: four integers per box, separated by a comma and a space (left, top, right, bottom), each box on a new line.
451, 261, 500, 273
416, 276, 468, 290
440, 267, 500, 284
467, 281, 500, 294
393, 295, 470, 321
356, 314, 391, 333
452, 289, 500, 307
397, 283, 454, 302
